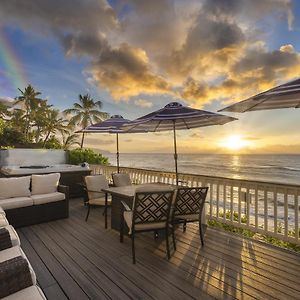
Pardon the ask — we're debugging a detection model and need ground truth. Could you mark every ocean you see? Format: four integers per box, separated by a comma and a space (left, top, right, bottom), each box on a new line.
105, 153, 300, 186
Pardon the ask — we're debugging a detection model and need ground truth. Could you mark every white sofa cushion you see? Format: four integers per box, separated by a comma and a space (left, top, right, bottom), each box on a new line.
0, 206, 5, 216
2, 286, 47, 300
0, 197, 33, 210
31, 173, 60, 195
0, 225, 20, 246
0, 246, 36, 285
0, 214, 9, 226
0, 176, 31, 198
31, 192, 65, 205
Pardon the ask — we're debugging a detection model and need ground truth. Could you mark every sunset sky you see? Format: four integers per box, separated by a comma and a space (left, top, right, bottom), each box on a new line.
1, 0, 300, 154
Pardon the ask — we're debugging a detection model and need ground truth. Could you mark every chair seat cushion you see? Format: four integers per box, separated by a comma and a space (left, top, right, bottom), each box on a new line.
0, 246, 36, 285
31, 192, 65, 205
0, 225, 20, 247
174, 214, 199, 221
89, 197, 111, 206
0, 206, 5, 216
0, 197, 33, 210
124, 211, 166, 234
2, 286, 47, 300
0, 214, 9, 227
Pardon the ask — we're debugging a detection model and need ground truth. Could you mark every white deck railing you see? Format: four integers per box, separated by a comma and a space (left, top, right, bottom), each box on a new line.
90, 164, 300, 245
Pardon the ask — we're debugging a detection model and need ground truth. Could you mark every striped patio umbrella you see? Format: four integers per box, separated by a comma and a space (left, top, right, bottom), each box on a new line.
122, 102, 237, 185
219, 78, 300, 113
79, 115, 145, 173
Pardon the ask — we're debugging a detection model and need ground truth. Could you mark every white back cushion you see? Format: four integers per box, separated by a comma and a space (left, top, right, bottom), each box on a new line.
0, 176, 31, 198
84, 175, 109, 200
112, 173, 131, 187
31, 173, 61, 195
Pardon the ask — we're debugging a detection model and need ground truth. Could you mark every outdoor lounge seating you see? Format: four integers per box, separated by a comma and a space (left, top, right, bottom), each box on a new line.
0, 174, 69, 228
84, 175, 111, 227
112, 173, 131, 187
172, 187, 208, 246
0, 218, 46, 299
120, 186, 175, 264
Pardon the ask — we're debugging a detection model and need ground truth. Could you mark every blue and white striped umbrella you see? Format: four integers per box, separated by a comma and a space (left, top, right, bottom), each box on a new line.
122, 102, 237, 184
79, 115, 145, 172
219, 78, 300, 113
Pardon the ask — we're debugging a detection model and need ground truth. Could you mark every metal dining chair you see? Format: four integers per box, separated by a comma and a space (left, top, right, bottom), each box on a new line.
172, 187, 209, 246
84, 175, 111, 228
120, 186, 175, 264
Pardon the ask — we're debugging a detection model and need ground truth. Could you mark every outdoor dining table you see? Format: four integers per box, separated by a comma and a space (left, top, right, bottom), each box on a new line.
102, 183, 176, 231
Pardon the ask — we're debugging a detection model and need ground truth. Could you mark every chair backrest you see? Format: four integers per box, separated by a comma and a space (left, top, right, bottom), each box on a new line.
112, 173, 131, 187
84, 175, 109, 200
173, 187, 208, 218
132, 186, 174, 230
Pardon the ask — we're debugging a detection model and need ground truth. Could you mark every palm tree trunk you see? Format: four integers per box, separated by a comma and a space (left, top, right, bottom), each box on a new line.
81, 132, 85, 148
43, 132, 51, 148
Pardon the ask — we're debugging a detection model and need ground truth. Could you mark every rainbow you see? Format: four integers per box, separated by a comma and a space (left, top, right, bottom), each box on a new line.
0, 29, 28, 96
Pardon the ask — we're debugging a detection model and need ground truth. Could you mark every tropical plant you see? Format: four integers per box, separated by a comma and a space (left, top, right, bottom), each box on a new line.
43, 135, 63, 149
15, 84, 43, 141
63, 94, 108, 148
0, 127, 26, 146
42, 109, 69, 147
62, 133, 80, 150
0, 103, 10, 120
68, 148, 109, 165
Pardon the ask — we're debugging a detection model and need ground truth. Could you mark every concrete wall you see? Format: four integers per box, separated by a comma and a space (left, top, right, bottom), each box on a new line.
0, 149, 67, 166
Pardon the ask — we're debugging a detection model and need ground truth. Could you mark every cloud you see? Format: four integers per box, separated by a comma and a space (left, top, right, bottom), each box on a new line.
134, 99, 153, 108
0, 0, 118, 34
84, 135, 115, 145
244, 136, 261, 141
189, 132, 203, 138
87, 43, 171, 100
0, 0, 297, 105
0, 96, 15, 107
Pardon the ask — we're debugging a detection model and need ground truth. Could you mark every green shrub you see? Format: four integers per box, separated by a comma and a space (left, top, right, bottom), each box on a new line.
43, 136, 63, 149
68, 148, 109, 165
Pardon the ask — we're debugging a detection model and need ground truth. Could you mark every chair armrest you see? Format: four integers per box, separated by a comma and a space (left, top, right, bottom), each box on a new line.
58, 185, 69, 199
0, 256, 33, 299
0, 228, 12, 251
121, 201, 131, 212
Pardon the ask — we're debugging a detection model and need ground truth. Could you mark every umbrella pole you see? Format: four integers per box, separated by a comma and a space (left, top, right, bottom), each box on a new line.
116, 133, 120, 173
173, 121, 178, 185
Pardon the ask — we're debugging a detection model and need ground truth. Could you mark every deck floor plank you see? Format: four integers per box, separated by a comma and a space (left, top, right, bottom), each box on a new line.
17, 198, 300, 300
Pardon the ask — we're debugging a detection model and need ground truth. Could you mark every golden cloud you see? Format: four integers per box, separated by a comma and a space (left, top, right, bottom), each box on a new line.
134, 99, 153, 108
88, 43, 171, 100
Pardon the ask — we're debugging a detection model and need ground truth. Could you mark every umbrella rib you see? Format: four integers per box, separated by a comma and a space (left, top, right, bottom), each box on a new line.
239, 95, 272, 112
182, 119, 190, 129
154, 120, 162, 132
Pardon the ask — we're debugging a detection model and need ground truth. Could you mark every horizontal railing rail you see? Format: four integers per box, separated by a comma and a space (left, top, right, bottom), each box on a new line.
90, 164, 300, 245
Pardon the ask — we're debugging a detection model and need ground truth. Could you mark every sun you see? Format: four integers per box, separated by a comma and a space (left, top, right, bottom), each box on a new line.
220, 135, 250, 151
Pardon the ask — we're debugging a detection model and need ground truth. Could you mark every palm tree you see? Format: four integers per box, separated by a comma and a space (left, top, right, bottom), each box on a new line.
0, 103, 10, 120
42, 109, 69, 147
15, 84, 43, 141
62, 133, 80, 150
63, 94, 108, 148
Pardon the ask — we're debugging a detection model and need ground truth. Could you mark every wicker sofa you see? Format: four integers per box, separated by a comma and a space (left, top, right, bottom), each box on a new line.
0, 213, 46, 299
0, 173, 69, 228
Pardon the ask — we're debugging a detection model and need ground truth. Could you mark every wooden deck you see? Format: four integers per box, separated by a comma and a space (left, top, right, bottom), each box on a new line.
17, 198, 300, 300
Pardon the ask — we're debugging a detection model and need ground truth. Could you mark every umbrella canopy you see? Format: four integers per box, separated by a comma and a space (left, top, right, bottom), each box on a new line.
219, 78, 300, 113
79, 115, 145, 172
122, 102, 237, 184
